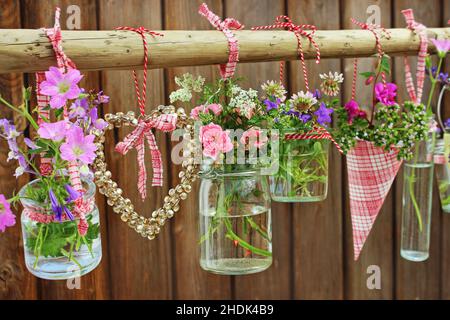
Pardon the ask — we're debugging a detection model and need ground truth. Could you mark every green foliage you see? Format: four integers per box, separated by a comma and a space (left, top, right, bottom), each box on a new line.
333, 101, 430, 160
25, 215, 100, 259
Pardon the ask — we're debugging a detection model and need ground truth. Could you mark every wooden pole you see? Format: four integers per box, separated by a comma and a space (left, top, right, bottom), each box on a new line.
0, 28, 448, 73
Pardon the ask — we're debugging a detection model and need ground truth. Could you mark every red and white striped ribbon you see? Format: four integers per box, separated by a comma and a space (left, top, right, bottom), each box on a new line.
23, 197, 95, 225
401, 9, 428, 104
252, 16, 320, 89
113, 26, 168, 198
284, 126, 343, 154
350, 18, 391, 95
36, 8, 89, 234
198, 3, 243, 79
115, 113, 177, 201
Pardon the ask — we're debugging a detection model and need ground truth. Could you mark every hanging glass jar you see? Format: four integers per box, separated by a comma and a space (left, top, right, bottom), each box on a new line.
435, 139, 450, 213
269, 131, 330, 202
401, 135, 435, 262
20, 178, 102, 280
199, 166, 272, 275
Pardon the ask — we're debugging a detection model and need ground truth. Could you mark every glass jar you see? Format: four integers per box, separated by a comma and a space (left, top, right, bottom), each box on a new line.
20, 178, 102, 280
199, 167, 272, 275
401, 136, 435, 262
269, 136, 329, 202
435, 139, 450, 213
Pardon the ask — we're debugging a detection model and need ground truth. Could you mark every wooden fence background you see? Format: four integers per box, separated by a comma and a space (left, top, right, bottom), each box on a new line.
0, 0, 449, 300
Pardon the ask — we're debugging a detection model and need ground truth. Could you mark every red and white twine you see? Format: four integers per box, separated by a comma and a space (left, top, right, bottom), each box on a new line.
115, 26, 164, 116
251, 15, 321, 89
284, 126, 343, 154
401, 9, 428, 104
198, 3, 243, 79
350, 18, 391, 95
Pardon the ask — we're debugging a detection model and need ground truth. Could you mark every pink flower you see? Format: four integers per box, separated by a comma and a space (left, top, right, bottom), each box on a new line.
0, 194, 15, 232
375, 82, 397, 106
344, 100, 367, 124
431, 39, 450, 58
240, 128, 268, 148
60, 126, 97, 165
40, 67, 83, 109
37, 120, 70, 141
199, 123, 233, 160
190, 104, 223, 120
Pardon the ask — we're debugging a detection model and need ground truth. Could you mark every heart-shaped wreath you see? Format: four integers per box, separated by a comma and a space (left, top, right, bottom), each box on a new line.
91, 105, 198, 239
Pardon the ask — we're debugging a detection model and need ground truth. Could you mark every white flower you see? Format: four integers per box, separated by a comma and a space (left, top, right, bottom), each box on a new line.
169, 88, 192, 103
289, 91, 317, 111
319, 71, 344, 96
261, 80, 287, 101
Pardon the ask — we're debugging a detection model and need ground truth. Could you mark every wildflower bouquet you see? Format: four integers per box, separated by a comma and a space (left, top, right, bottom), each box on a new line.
0, 66, 109, 279
170, 74, 272, 275
259, 72, 342, 202
332, 53, 432, 260
333, 55, 429, 159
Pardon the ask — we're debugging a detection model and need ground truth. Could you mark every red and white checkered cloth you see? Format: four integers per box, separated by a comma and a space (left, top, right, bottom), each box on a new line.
401, 9, 428, 104
198, 3, 243, 79
115, 113, 178, 201
347, 140, 402, 260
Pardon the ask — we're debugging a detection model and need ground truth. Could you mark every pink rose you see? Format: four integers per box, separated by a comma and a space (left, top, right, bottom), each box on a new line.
190, 104, 223, 120
190, 106, 203, 120
200, 123, 233, 160
240, 128, 268, 149
207, 103, 222, 115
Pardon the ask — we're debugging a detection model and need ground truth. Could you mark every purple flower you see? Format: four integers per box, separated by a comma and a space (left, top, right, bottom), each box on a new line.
69, 97, 89, 119
94, 91, 110, 105
300, 114, 312, 123
375, 82, 397, 106
314, 102, 333, 126
284, 110, 301, 117
439, 72, 449, 83
0, 194, 15, 232
63, 206, 74, 221
0, 120, 31, 177
445, 118, 450, 129
37, 120, 70, 141
40, 67, 83, 109
49, 189, 63, 221
89, 108, 108, 131
431, 39, 450, 58
263, 99, 280, 112
65, 184, 81, 202
313, 89, 321, 100
60, 126, 97, 165
24, 138, 38, 150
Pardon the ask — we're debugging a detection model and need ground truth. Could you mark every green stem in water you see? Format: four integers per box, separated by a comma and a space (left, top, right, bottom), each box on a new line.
408, 148, 423, 233
223, 218, 271, 257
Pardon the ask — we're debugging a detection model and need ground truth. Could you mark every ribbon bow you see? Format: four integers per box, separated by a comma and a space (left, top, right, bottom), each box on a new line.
401, 9, 428, 104
198, 3, 244, 79
115, 114, 177, 201
252, 15, 320, 89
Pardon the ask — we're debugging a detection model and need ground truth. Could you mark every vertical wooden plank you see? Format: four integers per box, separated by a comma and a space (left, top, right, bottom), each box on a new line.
393, 0, 442, 300
226, 0, 291, 300
288, 0, 344, 300
0, 0, 38, 300
21, 0, 111, 299
98, 0, 173, 299
441, 0, 450, 300
342, 0, 395, 299
165, 0, 232, 300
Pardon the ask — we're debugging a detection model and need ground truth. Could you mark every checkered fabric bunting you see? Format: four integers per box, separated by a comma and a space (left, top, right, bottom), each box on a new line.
347, 140, 402, 260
